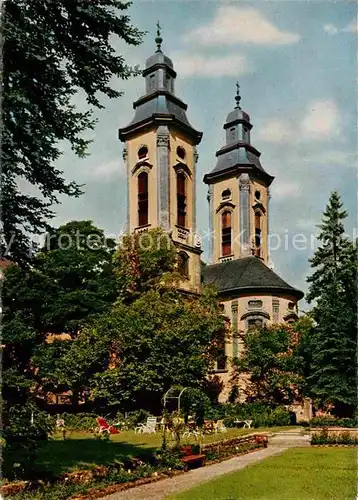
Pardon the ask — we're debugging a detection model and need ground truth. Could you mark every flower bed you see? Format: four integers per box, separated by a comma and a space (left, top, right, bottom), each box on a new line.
1, 434, 267, 499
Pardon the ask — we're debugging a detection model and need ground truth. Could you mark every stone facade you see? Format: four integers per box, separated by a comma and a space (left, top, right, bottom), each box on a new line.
118, 38, 303, 403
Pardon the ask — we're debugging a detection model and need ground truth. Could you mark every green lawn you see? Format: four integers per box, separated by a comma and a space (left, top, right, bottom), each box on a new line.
38, 427, 295, 476
168, 448, 357, 500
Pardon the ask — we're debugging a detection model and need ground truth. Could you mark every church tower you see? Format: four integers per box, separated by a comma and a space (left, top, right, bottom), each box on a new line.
118, 26, 203, 294
203, 85, 303, 399
204, 85, 274, 265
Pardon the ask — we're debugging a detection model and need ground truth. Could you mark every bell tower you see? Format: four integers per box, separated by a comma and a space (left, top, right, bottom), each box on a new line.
118, 24, 203, 294
204, 84, 274, 265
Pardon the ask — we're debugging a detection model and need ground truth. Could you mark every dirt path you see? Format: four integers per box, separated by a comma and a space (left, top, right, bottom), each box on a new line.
102, 430, 309, 500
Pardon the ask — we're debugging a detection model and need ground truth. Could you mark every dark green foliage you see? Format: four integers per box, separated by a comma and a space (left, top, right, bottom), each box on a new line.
234, 322, 305, 406
306, 192, 357, 416
2, 0, 143, 264
2, 403, 54, 480
180, 388, 212, 426
220, 403, 291, 428
89, 285, 226, 412
309, 416, 358, 428
114, 228, 178, 302
51, 412, 99, 432
2, 221, 116, 406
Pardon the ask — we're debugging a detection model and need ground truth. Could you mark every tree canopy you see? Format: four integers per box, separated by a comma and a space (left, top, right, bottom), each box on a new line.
2, 220, 117, 405
2, 0, 143, 264
233, 322, 306, 407
306, 191, 357, 416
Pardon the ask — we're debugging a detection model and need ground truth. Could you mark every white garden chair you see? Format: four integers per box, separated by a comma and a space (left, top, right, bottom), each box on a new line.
135, 417, 157, 434
215, 420, 227, 433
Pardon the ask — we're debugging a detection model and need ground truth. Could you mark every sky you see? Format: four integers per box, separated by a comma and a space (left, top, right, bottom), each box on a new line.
52, 0, 357, 306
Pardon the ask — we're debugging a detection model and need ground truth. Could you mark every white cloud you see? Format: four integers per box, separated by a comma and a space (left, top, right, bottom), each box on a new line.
271, 180, 301, 198
172, 52, 250, 77
303, 150, 356, 168
258, 99, 341, 145
257, 119, 294, 143
185, 7, 300, 46
90, 159, 124, 179
300, 99, 340, 139
324, 19, 357, 35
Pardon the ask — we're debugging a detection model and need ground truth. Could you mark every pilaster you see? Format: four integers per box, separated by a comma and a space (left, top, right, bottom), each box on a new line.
239, 173, 251, 257
207, 185, 214, 263
231, 300, 239, 358
156, 126, 170, 230
193, 146, 199, 234
122, 145, 129, 232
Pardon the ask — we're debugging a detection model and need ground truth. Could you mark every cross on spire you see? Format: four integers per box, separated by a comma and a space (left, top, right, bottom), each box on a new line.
155, 21, 163, 52
235, 81, 241, 109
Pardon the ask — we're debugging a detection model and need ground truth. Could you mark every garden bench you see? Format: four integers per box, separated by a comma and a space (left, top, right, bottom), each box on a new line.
180, 445, 206, 470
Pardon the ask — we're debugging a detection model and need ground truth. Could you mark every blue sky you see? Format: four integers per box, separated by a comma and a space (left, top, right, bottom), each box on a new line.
53, 0, 357, 305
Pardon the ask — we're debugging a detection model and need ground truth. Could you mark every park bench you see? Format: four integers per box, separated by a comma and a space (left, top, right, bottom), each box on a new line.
180, 445, 206, 470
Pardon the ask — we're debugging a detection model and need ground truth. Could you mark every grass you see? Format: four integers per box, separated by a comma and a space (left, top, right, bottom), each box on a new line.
38, 426, 296, 476
167, 447, 357, 500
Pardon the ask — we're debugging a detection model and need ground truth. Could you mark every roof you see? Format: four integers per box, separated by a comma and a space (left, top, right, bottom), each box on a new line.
145, 50, 174, 71
203, 256, 304, 299
203, 142, 274, 184
118, 91, 202, 144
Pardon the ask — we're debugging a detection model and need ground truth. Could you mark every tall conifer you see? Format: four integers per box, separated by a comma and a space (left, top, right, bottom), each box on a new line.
306, 192, 357, 416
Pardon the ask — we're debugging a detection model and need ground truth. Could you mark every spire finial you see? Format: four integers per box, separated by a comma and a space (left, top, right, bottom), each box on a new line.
155, 21, 163, 52
235, 81, 241, 109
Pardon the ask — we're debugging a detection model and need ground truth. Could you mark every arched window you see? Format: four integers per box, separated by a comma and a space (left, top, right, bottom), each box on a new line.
254, 211, 261, 257
222, 189, 231, 200
177, 172, 187, 227
247, 317, 264, 331
138, 172, 148, 226
221, 211, 232, 256
178, 252, 189, 278
138, 146, 148, 160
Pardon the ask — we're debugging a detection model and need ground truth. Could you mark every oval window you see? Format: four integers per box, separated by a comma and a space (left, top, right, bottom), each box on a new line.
177, 146, 185, 160
138, 146, 148, 159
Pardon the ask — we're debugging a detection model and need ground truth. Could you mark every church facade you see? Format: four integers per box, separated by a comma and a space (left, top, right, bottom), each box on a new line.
118, 33, 303, 401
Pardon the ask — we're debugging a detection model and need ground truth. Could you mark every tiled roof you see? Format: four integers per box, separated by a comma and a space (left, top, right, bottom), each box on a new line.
203, 256, 304, 299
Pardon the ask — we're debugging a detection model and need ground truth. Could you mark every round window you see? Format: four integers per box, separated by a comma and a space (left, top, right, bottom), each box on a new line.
177, 146, 186, 160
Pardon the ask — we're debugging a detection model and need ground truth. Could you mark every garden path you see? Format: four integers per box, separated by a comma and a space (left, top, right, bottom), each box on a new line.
102, 430, 309, 500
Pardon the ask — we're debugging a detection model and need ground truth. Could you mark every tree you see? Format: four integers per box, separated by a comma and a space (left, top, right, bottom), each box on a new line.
234, 323, 305, 407
114, 228, 178, 302
306, 192, 357, 416
1, 0, 143, 264
88, 285, 226, 413
2, 220, 116, 405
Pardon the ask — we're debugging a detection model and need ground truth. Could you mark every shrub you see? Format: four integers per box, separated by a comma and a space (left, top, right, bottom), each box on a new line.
311, 429, 358, 446
52, 412, 98, 431
181, 388, 212, 426
221, 403, 291, 428
124, 409, 152, 429
310, 416, 358, 428
3, 404, 54, 480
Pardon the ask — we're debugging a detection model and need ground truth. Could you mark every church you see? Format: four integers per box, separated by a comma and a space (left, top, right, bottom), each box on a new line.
118, 30, 304, 401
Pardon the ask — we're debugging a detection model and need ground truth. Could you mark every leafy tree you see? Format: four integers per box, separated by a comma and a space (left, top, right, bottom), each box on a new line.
2, 220, 116, 405
306, 192, 357, 416
2, 0, 143, 264
89, 286, 226, 413
234, 322, 305, 407
114, 228, 178, 302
